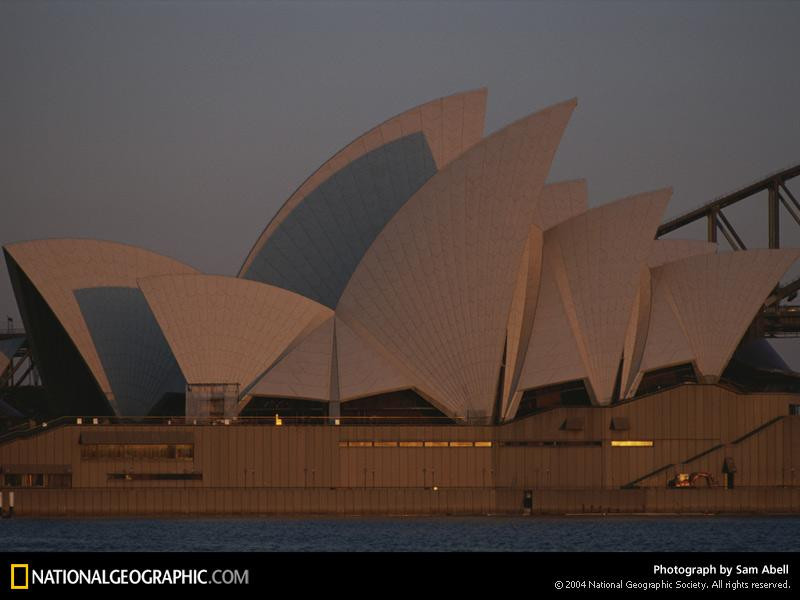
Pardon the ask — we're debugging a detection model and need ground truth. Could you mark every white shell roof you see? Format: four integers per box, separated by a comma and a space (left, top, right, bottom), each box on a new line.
138, 274, 333, 399
337, 98, 577, 420
4, 239, 197, 414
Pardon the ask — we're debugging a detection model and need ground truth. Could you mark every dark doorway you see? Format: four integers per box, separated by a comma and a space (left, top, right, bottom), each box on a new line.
523, 490, 533, 515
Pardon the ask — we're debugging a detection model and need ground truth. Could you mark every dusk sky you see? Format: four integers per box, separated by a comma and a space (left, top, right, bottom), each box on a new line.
2, 1, 799, 362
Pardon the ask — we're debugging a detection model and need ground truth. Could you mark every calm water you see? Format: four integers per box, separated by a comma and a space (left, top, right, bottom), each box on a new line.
1, 516, 799, 552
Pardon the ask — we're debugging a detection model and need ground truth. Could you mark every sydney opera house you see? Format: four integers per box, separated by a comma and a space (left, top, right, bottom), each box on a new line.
2, 89, 800, 516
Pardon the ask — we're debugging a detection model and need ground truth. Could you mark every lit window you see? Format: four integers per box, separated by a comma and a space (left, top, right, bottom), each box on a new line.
448, 441, 473, 447
348, 441, 372, 447
399, 441, 423, 447
374, 441, 398, 447
26, 474, 45, 488
610, 440, 654, 447
474, 441, 493, 447
424, 441, 449, 447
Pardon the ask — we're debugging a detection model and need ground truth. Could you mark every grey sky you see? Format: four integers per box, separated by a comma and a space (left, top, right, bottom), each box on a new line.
2, 1, 799, 362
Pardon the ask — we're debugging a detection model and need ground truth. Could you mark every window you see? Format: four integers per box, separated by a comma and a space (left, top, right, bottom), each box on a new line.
337, 440, 494, 448
1, 473, 69, 488
175, 444, 193, 459
81, 444, 194, 460
107, 473, 202, 481
500, 440, 601, 448
25, 474, 45, 488
610, 440, 654, 447
3, 474, 22, 487
637, 363, 697, 396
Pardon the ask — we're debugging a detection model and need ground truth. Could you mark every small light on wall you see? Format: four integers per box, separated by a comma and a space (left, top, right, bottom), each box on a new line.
334, 418, 340, 426
275, 414, 283, 426
433, 486, 439, 491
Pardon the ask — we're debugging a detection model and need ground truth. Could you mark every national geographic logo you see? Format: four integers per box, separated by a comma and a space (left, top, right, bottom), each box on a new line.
10, 564, 29, 590
7, 563, 248, 587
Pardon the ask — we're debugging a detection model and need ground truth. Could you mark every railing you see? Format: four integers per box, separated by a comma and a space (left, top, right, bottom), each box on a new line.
621, 416, 786, 489
0, 414, 472, 445
0, 328, 25, 337
0, 415, 75, 445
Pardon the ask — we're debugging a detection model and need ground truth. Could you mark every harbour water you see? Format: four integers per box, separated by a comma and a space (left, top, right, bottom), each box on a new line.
1, 516, 799, 552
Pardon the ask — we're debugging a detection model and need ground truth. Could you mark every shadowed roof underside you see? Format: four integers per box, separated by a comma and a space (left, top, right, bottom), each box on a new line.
239, 89, 488, 308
